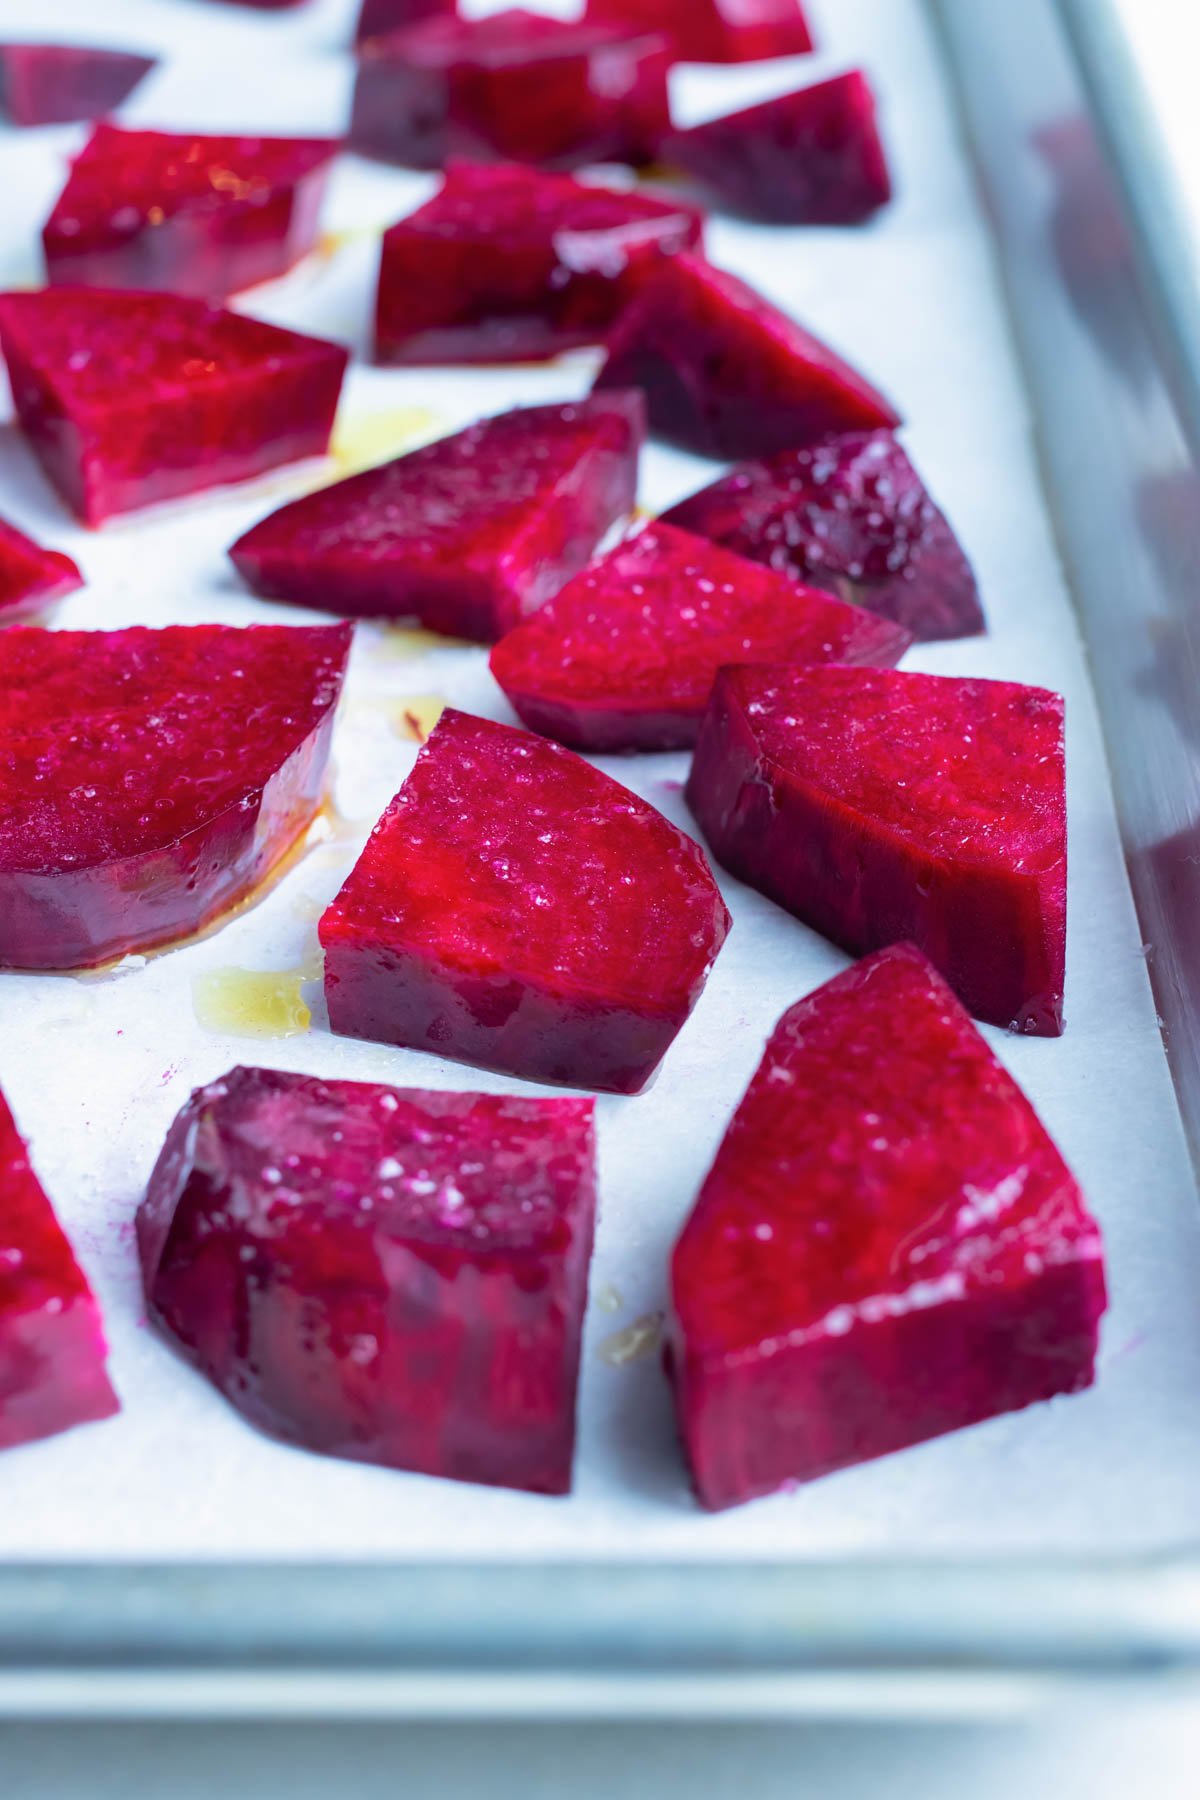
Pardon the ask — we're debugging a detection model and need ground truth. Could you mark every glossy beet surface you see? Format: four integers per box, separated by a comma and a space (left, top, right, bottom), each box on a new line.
44, 124, 338, 300
375, 162, 703, 366
663, 431, 983, 641
138, 1068, 596, 1494
320, 708, 731, 1093
1, 1088, 119, 1452
0, 42, 155, 126
231, 394, 643, 641
0, 517, 82, 625
355, 0, 455, 43
350, 10, 672, 170
0, 288, 347, 526
585, 0, 813, 63
594, 254, 900, 460
661, 72, 890, 225
687, 665, 1067, 1034
668, 945, 1106, 1510
489, 521, 911, 752
0, 622, 350, 970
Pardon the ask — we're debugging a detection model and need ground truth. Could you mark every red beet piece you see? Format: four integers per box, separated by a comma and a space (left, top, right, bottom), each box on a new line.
0, 621, 350, 970
44, 124, 339, 301
662, 431, 983, 642
0, 42, 155, 127
667, 944, 1106, 1510
1, 1087, 119, 1452
0, 288, 347, 527
661, 72, 890, 225
688, 664, 1067, 1034
138, 1067, 596, 1494
489, 521, 910, 752
350, 9, 672, 170
320, 708, 731, 1093
355, 0, 455, 45
230, 394, 644, 641
0, 515, 82, 626
375, 162, 704, 366
586, 0, 813, 63
594, 254, 899, 460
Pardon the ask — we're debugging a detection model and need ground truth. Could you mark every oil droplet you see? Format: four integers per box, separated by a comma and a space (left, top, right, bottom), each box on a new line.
392, 694, 446, 743
595, 1281, 624, 1315
598, 1312, 663, 1367
193, 964, 319, 1040
331, 407, 443, 476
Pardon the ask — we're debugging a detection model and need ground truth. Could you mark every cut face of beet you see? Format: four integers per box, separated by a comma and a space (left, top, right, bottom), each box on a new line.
350, 9, 672, 170
138, 1067, 596, 1494
489, 521, 911, 752
375, 162, 704, 366
662, 431, 983, 641
355, 0, 455, 44
43, 124, 339, 301
320, 708, 731, 1093
0, 622, 350, 969
0, 42, 155, 127
1, 1087, 119, 1452
0, 517, 83, 625
0, 288, 348, 526
667, 944, 1106, 1510
585, 0, 813, 63
687, 664, 1066, 1034
230, 394, 644, 641
594, 254, 899, 460
661, 72, 890, 225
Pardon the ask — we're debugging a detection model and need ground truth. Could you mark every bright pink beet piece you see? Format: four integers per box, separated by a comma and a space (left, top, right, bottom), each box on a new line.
230, 394, 644, 641
0, 622, 350, 970
661, 72, 890, 225
1, 1087, 119, 1452
489, 521, 910, 752
320, 708, 731, 1093
594, 254, 899, 460
355, 0, 454, 45
0, 42, 155, 127
667, 944, 1106, 1510
687, 664, 1067, 1034
138, 1067, 596, 1494
350, 9, 672, 170
0, 516, 82, 625
662, 431, 983, 641
375, 162, 704, 366
44, 124, 339, 301
0, 288, 347, 527
586, 0, 813, 63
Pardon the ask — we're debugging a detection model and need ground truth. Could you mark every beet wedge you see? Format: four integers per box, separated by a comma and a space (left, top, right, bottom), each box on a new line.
489, 521, 911, 752
355, 0, 456, 43
661, 72, 890, 225
320, 708, 731, 1093
668, 944, 1106, 1510
375, 162, 703, 366
1, 1087, 119, 1452
663, 431, 983, 641
688, 664, 1066, 1033
43, 124, 339, 301
0, 41, 155, 127
594, 254, 899, 460
231, 394, 644, 641
0, 288, 347, 527
138, 1067, 597, 1495
586, 0, 813, 63
0, 516, 82, 625
0, 622, 350, 970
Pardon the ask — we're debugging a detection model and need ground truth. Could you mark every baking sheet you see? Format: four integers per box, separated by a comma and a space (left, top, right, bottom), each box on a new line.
2, 0, 1200, 1563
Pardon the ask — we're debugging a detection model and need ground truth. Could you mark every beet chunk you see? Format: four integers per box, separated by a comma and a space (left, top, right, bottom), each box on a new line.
489, 521, 910, 752
594, 254, 899, 460
355, 0, 455, 44
585, 0, 813, 63
662, 431, 983, 641
0, 622, 350, 970
1, 1088, 119, 1452
138, 1068, 596, 1495
0, 516, 82, 625
0, 42, 155, 126
688, 664, 1066, 1033
320, 708, 731, 1093
668, 944, 1106, 1510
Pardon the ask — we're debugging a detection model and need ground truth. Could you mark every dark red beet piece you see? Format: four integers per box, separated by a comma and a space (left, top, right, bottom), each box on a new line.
661, 72, 890, 225
320, 708, 731, 1093
0, 42, 155, 127
0, 622, 350, 970
586, 0, 813, 63
375, 162, 703, 366
0, 288, 348, 526
355, 0, 455, 45
43, 124, 339, 301
662, 431, 983, 641
1, 1087, 119, 1452
138, 1068, 596, 1495
350, 10, 672, 170
489, 521, 910, 752
0, 516, 82, 625
594, 254, 899, 460
230, 394, 644, 641
687, 664, 1067, 1034
667, 944, 1106, 1510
